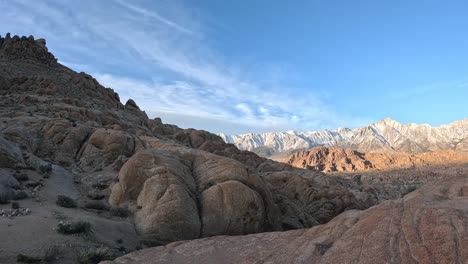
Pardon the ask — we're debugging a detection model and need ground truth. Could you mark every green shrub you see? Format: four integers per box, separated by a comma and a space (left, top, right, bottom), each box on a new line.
56, 195, 77, 208
57, 221, 91, 235
78, 247, 115, 264
16, 254, 42, 263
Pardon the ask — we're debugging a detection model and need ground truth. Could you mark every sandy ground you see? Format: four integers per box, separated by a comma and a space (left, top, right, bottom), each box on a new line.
0, 164, 140, 264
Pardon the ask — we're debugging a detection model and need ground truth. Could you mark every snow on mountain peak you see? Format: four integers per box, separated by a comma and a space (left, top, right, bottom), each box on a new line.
220, 118, 468, 157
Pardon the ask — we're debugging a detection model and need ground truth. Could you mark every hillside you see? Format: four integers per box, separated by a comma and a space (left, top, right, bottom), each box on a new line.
282, 146, 468, 172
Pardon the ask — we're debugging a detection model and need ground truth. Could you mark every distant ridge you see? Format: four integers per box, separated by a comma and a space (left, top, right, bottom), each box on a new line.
219, 118, 468, 157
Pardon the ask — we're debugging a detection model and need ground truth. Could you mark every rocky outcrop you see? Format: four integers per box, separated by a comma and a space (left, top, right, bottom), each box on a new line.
108, 146, 279, 244
105, 175, 468, 264
108, 143, 376, 244
284, 146, 468, 172
0, 33, 57, 65
285, 146, 373, 172
79, 128, 143, 171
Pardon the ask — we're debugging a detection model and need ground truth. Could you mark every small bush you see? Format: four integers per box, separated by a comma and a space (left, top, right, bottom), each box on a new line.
110, 207, 130, 218
25, 181, 41, 188
84, 201, 109, 211
39, 164, 52, 175
315, 242, 333, 255
14, 172, 29, 181
0, 193, 9, 204
16, 254, 42, 263
56, 195, 77, 208
13, 190, 28, 200
78, 247, 115, 264
57, 221, 91, 235
11, 202, 19, 209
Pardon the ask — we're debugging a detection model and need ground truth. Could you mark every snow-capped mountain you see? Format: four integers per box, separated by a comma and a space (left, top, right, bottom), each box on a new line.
218, 118, 468, 157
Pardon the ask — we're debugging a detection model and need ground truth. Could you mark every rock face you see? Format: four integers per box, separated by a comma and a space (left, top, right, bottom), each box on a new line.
220, 117, 468, 158
0, 33, 57, 65
285, 146, 468, 172
104, 175, 468, 264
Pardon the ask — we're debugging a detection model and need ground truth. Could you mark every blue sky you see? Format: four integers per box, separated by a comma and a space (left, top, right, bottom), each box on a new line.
1, 0, 467, 134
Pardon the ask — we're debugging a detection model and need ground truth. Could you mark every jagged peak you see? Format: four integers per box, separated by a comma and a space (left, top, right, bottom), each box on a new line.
0, 33, 57, 65
336, 127, 351, 133
375, 117, 400, 124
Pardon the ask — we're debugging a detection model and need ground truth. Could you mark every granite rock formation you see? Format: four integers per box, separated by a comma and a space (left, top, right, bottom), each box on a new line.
105, 175, 468, 264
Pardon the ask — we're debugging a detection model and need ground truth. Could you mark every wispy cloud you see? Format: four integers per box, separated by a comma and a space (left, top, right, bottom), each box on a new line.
0, 0, 367, 133
114, 0, 195, 35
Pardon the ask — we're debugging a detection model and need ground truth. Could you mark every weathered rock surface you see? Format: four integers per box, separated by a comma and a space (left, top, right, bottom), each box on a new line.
108, 142, 378, 244
105, 175, 468, 264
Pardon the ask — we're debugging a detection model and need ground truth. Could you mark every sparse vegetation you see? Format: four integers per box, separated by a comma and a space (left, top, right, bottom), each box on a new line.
25, 181, 41, 188
13, 190, 28, 200
110, 207, 131, 218
84, 201, 110, 211
14, 172, 29, 181
57, 221, 91, 234
38, 163, 52, 175
16, 246, 61, 263
0, 193, 9, 204
43, 245, 62, 262
56, 194, 77, 208
78, 247, 115, 264
315, 241, 333, 255
16, 254, 42, 263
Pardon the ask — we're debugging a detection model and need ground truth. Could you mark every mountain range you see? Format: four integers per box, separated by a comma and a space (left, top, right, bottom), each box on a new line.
219, 117, 468, 158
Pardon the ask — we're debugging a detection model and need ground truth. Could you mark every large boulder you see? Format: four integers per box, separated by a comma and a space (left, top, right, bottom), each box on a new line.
109, 149, 200, 245
79, 128, 143, 171
109, 146, 280, 244
201, 180, 265, 236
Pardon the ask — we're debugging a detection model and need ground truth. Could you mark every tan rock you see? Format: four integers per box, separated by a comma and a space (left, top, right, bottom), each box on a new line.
79, 128, 142, 170
201, 180, 265, 236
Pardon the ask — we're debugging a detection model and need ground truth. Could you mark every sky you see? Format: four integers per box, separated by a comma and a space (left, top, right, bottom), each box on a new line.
1, 0, 467, 134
